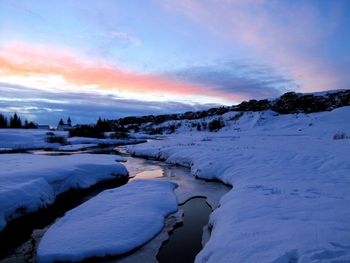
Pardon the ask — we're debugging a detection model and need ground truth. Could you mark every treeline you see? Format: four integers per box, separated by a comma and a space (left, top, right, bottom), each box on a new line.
68, 117, 128, 138
0, 113, 38, 129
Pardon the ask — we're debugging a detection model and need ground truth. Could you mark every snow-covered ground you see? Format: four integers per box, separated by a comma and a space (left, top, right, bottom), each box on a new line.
0, 154, 128, 231
0, 129, 146, 152
33, 155, 229, 263
128, 106, 350, 262
37, 180, 178, 263
0, 129, 67, 151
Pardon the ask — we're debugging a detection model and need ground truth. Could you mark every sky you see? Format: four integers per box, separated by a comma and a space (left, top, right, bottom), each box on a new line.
0, 0, 349, 124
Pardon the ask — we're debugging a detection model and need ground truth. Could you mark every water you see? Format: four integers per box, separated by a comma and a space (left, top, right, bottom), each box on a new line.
133, 169, 164, 179
0, 177, 128, 261
1, 147, 229, 263
157, 197, 212, 263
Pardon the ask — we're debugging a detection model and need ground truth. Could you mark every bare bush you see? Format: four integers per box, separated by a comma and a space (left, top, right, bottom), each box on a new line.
333, 132, 349, 140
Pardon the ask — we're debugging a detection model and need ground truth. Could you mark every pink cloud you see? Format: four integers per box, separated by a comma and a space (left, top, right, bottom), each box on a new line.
0, 41, 246, 102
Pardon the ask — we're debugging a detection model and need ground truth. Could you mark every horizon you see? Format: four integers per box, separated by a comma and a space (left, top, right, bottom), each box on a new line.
1, 0, 350, 124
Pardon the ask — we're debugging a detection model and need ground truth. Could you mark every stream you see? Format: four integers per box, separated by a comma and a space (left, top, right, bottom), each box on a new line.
0, 146, 230, 263
157, 197, 212, 263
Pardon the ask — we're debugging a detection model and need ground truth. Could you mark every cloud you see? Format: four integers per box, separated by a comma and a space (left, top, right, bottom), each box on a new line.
0, 82, 218, 125
0, 41, 245, 103
165, 60, 298, 99
162, 0, 350, 92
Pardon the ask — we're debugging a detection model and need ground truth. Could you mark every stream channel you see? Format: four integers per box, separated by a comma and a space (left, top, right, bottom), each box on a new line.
0, 145, 230, 263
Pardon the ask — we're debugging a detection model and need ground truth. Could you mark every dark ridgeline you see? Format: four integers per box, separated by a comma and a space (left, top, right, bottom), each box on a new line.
69, 89, 349, 137
114, 89, 350, 127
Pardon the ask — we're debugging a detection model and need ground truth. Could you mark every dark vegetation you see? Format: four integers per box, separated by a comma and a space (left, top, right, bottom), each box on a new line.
208, 118, 225, 132
69, 125, 105, 138
0, 176, 129, 261
17, 89, 346, 138
333, 132, 349, 140
0, 113, 38, 129
113, 90, 350, 127
72, 90, 348, 136
68, 118, 129, 138
46, 132, 67, 144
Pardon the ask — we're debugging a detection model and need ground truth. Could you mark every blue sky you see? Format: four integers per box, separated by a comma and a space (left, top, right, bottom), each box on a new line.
0, 0, 349, 124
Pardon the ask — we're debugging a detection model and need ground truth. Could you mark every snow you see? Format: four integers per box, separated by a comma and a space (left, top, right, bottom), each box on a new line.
0, 129, 146, 152
0, 129, 67, 151
37, 180, 178, 263
128, 106, 350, 263
0, 154, 128, 231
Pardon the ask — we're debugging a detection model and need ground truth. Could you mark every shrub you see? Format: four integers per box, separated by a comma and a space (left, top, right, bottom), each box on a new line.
46, 135, 67, 144
208, 118, 225, 132
69, 125, 105, 138
167, 124, 176, 134
229, 112, 244, 121
109, 131, 130, 139
148, 127, 164, 135
333, 132, 349, 140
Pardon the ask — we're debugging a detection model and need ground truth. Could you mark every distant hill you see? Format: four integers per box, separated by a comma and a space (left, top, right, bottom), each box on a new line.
113, 89, 350, 128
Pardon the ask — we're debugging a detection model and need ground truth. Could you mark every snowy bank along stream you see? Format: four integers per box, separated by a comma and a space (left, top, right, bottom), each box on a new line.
0, 145, 230, 262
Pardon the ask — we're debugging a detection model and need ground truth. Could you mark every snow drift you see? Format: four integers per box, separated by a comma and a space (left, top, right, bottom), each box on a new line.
37, 180, 178, 263
128, 106, 350, 262
0, 154, 128, 231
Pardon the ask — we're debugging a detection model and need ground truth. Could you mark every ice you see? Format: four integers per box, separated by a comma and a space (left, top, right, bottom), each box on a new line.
37, 180, 177, 263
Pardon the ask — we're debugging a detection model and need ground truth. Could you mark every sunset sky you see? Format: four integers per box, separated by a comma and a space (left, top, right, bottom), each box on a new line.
1, 0, 349, 124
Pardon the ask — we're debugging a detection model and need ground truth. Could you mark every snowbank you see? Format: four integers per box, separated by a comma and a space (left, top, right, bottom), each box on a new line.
37, 180, 178, 263
0, 154, 128, 231
128, 107, 350, 262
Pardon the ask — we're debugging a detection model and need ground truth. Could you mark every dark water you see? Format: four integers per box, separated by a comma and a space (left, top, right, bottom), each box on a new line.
0, 148, 215, 263
157, 197, 212, 263
0, 177, 128, 261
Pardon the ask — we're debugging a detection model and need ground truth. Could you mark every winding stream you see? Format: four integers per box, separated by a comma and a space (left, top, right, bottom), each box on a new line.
0, 146, 230, 263
157, 197, 212, 263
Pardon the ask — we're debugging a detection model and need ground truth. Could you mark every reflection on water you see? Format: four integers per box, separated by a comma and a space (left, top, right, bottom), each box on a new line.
134, 169, 164, 179
157, 197, 212, 263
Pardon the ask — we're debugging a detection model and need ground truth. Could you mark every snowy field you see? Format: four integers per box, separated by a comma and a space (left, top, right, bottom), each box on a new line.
37, 180, 177, 263
0, 129, 67, 151
0, 129, 146, 152
128, 106, 350, 262
0, 154, 128, 231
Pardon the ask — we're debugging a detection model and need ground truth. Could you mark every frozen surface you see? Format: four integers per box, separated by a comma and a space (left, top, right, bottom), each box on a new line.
0, 154, 128, 231
128, 107, 350, 263
37, 180, 177, 263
